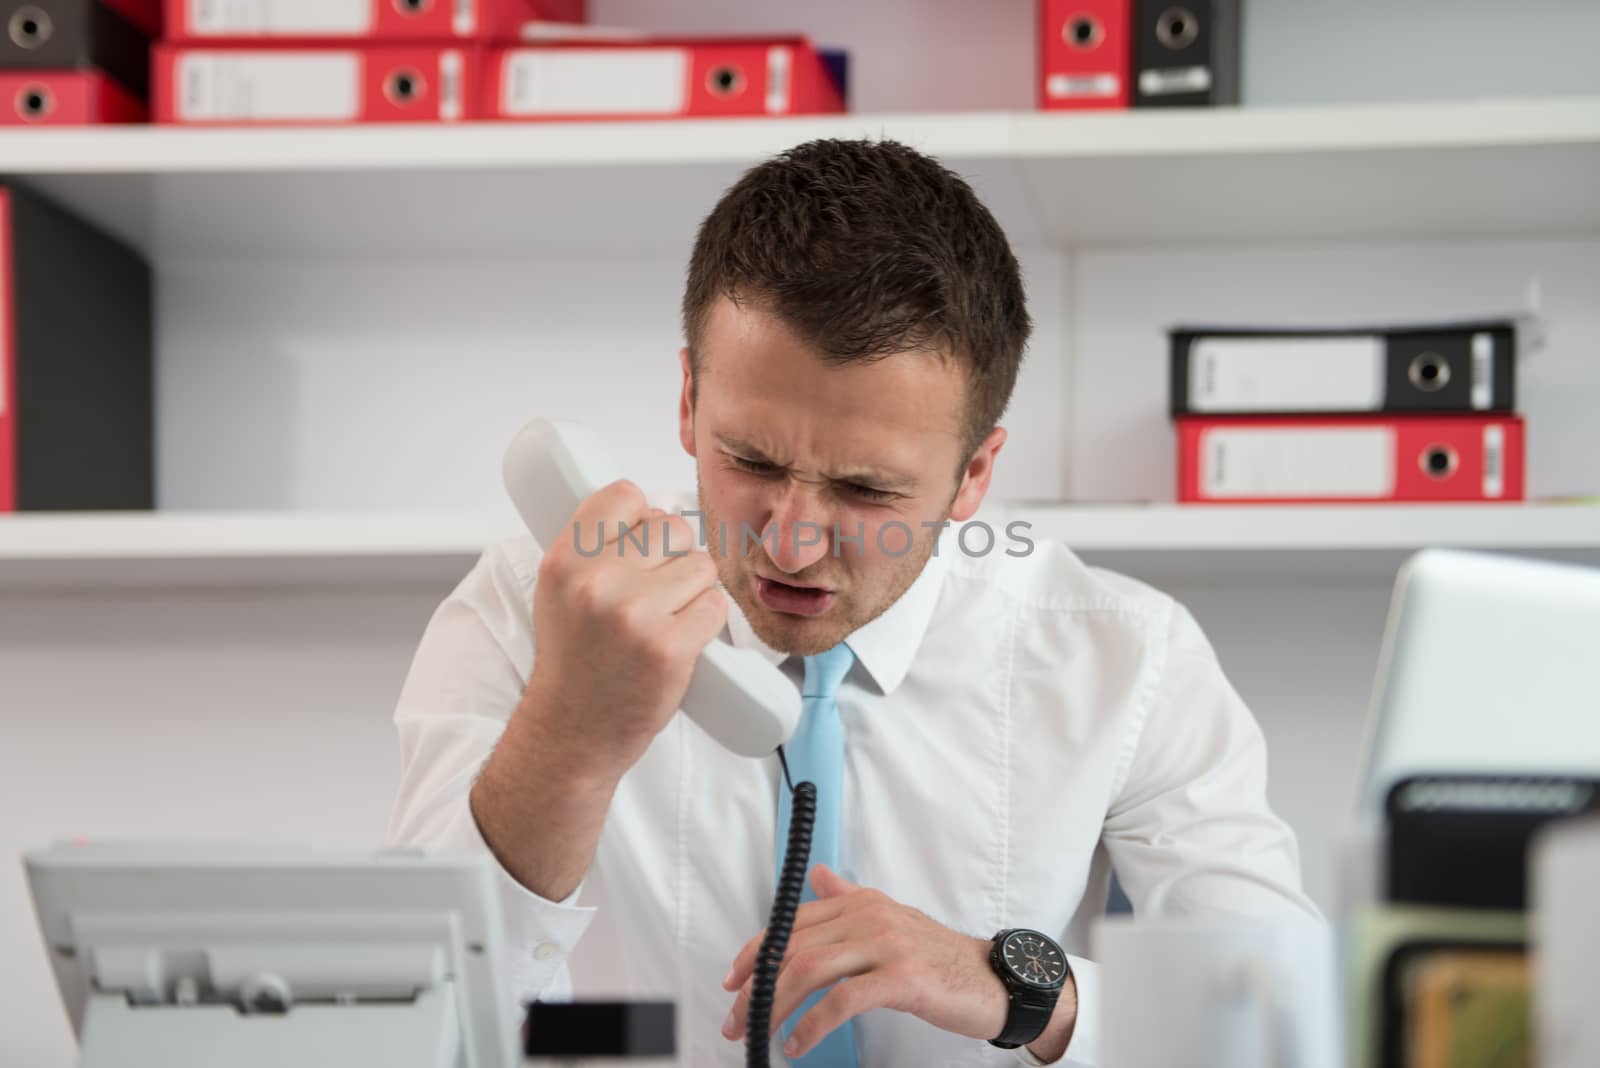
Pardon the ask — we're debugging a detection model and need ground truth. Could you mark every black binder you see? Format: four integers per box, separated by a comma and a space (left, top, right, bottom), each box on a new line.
1131, 0, 1241, 107
1, 1, 151, 98
1169, 320, 1518, 417
1, 182, 153, 511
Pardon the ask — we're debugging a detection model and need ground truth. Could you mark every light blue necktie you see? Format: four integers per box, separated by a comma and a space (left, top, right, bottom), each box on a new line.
774, 642, 859, 1067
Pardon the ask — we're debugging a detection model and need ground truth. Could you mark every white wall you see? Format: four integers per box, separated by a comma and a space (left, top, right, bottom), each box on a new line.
4, 1, 1599, 1063
152, 251, 1068, 510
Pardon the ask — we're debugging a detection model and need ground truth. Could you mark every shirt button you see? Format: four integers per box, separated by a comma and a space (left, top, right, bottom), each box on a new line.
533, 942, 561, 961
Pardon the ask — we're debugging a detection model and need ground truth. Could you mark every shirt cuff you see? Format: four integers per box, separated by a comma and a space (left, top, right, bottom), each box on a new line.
1012, 955, 1100, 1068
445, 796, 600, 1003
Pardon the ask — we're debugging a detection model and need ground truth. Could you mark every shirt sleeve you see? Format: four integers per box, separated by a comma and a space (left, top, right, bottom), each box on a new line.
1026, 600, 1322, 1068
384, 539, 599, 1004
1010, 956, 1101, 1068
1101, 599, 1323, 921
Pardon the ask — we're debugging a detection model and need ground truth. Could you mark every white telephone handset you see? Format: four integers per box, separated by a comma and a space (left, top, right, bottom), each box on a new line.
502, 418, 802, 758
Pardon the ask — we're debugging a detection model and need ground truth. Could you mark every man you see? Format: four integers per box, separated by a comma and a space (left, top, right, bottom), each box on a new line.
387, 138, 1318, 1067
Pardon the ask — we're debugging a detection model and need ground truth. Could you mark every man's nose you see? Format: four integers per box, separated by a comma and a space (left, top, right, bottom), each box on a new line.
761, 483, 834, 575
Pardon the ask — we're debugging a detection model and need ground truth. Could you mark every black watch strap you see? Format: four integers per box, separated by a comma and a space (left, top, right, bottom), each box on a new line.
989, 987, 1057, 1049
987, 929, 1066, 1050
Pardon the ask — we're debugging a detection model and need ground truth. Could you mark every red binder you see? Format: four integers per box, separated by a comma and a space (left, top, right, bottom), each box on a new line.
480, 38, 846, 120
154, 44, 474, 124
2, 70, 146, 124
0, 191, 12, 510
162, 0, 583, 41
1176, 415, 1526, 504
1039, 0, 1131, 110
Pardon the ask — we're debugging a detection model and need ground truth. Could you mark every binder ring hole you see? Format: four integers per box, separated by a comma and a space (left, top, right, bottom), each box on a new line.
1421, 445, 1459, 480
708, 65, 746, 97
1155, 6, 1199, 50
384, 69, 426, 106
393, 0, 432, 15
16, 84, 52, 121
1065, 14, 1104, 49
8, 6, 53, 49
1408, 352, 1452, 393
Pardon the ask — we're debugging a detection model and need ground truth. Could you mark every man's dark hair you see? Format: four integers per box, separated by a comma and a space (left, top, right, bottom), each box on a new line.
682, 138, 1030, 466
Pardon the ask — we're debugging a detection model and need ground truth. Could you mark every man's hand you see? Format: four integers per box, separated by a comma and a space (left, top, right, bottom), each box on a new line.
471, 483, 726, 903
720, 865, 1063, 1059
523, 482, 728, 781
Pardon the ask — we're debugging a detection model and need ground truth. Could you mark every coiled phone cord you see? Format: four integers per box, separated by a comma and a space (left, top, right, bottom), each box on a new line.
747, 746, 815, 1068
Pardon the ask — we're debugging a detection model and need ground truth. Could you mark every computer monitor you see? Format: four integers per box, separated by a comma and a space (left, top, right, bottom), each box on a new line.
24, 840, 519, 1068
1353, 548, 1600, 822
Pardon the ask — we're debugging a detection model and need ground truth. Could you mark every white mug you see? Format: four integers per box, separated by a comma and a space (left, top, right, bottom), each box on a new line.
1093, 863, 1341, 1068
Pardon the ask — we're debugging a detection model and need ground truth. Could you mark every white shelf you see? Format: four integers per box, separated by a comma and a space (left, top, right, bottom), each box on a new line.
0, 511, 523, 590
1009, 502, 1600, 550
3, 504, 1596, 590
2, 95, 1596, 258
1014, 502, 1600, 581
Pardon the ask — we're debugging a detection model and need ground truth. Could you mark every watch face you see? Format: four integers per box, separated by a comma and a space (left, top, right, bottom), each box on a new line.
1001, 930, 1068, 990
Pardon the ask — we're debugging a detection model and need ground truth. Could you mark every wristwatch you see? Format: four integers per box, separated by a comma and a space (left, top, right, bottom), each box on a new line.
986, 928, 1070, 1050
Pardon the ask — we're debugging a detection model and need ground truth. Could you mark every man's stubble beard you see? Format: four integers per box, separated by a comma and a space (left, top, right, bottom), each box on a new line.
695, 478, 945, 658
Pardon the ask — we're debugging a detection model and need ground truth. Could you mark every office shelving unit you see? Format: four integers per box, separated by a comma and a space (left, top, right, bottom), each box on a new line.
2, 94, 1598, 585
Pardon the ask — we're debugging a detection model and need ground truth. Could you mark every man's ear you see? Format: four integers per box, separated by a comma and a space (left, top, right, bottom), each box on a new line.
949, 426, 1007, 522
678, 346, 696, 458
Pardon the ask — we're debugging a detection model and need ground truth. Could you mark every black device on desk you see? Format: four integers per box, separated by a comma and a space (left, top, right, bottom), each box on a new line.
1385, 774, 1600, 909
525, 1001, 675, 1061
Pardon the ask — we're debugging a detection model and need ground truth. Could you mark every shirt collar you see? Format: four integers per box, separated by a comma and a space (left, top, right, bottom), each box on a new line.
724, 547, 949, 697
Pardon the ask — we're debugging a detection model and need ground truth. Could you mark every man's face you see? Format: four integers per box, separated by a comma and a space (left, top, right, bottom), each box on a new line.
679, 296, 1003, 657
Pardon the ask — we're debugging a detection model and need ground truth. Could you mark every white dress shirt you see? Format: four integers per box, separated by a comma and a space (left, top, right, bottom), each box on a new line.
386, 527, 1319, 1068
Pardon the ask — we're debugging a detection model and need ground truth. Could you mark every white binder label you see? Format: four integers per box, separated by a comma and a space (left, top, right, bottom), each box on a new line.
178, 53, 362, 121
1471, 332, 1495, 411
1139, 65, 1212, 96
1203, 426, 1396, 499
453, 0, 476, 36
1190, 337, 1385, 413
1047, 72, 1120, 99
501, 49, 688, 115
766, 46, 792, 114
439, 50, 463, 121
1483, 424, 1505, 498
189, 0, 373, 35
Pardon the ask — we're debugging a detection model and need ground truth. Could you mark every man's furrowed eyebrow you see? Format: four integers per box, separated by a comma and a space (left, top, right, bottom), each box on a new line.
714, 433, 918, 492
715, 433, 775, 459
836, 468, 918, 493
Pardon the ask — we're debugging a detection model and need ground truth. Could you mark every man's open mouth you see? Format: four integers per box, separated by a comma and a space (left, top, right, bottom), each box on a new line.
755, 576, 836, 617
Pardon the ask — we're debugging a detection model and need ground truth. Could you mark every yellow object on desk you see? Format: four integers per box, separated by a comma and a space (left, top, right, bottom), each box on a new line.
1345, 906, 1528, 1068
1403, 950, 1531, 1068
